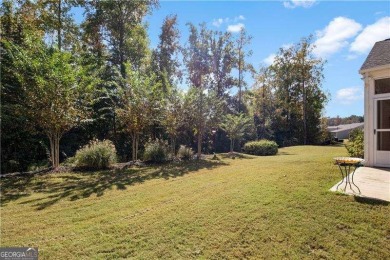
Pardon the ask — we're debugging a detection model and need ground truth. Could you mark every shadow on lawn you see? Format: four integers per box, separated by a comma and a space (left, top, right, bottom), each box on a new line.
354, 196, 389, 206
219, 153, 256, 160
0, 159, 228, 210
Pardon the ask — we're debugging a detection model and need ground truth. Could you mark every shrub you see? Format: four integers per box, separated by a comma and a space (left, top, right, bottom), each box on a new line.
345, 129, 364, 158
75, 139, 117, 170
243, 140, 278, 156
177, 145, 194, 160
143, 139, 169, 163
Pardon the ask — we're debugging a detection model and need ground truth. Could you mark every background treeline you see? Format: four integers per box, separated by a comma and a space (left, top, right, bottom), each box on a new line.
1, 0, 329, 173
327, 115, 364, 126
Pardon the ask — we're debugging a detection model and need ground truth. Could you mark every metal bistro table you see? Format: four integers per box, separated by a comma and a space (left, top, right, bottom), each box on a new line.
333, 157, 364, 194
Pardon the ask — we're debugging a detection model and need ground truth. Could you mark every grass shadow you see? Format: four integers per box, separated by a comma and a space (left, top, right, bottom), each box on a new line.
1, 159, 228, 210
277, 152, 296, 156
354, 196, 389, 206
219, 153, 256, 160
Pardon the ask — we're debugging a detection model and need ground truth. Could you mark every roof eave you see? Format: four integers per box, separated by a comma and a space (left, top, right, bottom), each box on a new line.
359, 64, 390, 75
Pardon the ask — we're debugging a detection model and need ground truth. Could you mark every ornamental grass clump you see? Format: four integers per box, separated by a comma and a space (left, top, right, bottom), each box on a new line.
75, 139, 117, 170
143, 139, 169, 163
177, 145, 194, 160
243, 140, 278, 156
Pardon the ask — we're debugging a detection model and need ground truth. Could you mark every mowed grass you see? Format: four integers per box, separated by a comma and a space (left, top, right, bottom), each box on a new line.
1, 146, 389, 259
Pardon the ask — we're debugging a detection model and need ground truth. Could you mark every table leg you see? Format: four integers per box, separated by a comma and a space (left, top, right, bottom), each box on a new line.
351, 167, 361, 194
336, 164, 361, 194
336, 164, 346, 191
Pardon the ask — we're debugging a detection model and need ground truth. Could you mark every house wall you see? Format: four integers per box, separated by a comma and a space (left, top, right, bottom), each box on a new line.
361, 67, 390, 167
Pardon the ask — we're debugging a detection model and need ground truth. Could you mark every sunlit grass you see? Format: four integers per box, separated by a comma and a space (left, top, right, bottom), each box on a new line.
1, 145, 389, 259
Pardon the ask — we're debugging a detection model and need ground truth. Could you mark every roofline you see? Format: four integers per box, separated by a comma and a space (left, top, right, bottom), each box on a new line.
359, 64, 390, 74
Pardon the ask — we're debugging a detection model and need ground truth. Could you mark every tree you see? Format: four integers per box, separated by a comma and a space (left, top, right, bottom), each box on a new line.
37, 0, 80, 51
270, 45, 300, 145
7, 41, 91, 168
270, 36, 328, 145
220, 114, 252, 153
183, 23, 211, 88
209, 30, 235, 97
252, 67, 275, 140
162, 89, 184, 155
153, 14, 181, 90
1, 0, 48, 173
235, 28, 253, 112
183, 87, 223, 158
293, 36, 328, 144
84, 0, 157, 77
116, 66, 162, 161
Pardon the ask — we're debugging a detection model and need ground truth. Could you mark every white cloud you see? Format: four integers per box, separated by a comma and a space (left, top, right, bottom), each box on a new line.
350, 17, 390, 54
235, 15, 245, 21
212, 18, 224, 27
313, 17, 362, 58
345, 54, 358, 60
336, 87, 363, 105
227, 23, 245, 33
281, 43, 293, 49
283, 0, 316, 9
212, 15, 245, 28
263, 53, 276, 66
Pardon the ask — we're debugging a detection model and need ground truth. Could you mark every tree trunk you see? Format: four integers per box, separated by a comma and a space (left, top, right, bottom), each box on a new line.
302, 79, 307, 145
57, 0, 62, 50
49, 135, 54, 168
172, 137, 176, 156
48, 132, 61, 169
197, 130, 202, 159
131, 132, 136, 161
238, 49, 242, 113
113, 109, 117, 146
136, 133, 139, 161
261, 84, 266, 139
230, 139, 234, 153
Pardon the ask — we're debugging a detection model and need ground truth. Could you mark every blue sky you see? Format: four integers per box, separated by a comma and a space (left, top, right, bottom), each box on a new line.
73, 0, 390, 117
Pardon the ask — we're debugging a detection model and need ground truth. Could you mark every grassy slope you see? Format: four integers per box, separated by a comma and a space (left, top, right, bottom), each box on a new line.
1, 146, 389, 259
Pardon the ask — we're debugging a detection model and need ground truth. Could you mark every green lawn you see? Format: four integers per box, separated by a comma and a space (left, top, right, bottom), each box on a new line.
1, 146, 389, 259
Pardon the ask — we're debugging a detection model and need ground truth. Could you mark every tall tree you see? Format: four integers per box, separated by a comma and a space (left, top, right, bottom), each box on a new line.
270, 37, 328, 145
153, 14, 181, 90
235, 28, 253, 112
271, 45, 300, 145
210, 30, 235, 97
116, 66, 162, 161
37, 0, 81, 50
183, 23, 211, 88
84, 0, 158, 78
252, 67, 275, 139
6, 41, 92, 168
1, 0, 47, 173
183, 87, 222, 158
182, 23, 212, 157
162, 89, 185, 155
293, 36, 327, 144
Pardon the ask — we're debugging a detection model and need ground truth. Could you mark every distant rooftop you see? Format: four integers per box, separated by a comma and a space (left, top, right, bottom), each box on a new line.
328, 122, 364, 133
360, 38, 390, 71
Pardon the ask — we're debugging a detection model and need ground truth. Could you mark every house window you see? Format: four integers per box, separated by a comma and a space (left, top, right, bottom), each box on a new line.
375, 78, 390, 94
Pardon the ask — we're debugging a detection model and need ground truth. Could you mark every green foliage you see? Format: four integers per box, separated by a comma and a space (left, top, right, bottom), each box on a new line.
143, 139, 169, 163
345, 129, 364, 158
269, 36, 328, 146
75, 139, 117, 170
116, 65, 163, 161
244, 140, 278, 156
220, 113, 253, 152
177, 145, 194, 160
